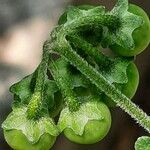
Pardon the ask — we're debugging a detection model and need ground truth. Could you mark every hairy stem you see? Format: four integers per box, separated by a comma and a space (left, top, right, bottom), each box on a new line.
49, 56, 80, 111
34, 40, 50, 92
64, 15, 120, 34
27, 41, 50, 119
68, 35, 110, 65
53, 38, 150, 132
50, 7, 150, 132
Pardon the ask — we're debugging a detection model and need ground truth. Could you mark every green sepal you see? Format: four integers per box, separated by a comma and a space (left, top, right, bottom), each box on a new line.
10, 59, 92, 116
50, 58, 91, 89
44, 79, 59, 109
58, 100, 103, 136
66, 6, 82, 23
10, 73, 36, 105
99, 57, 132, 84
102, 0, 143, 49
9, 72, 60, 111
2, 106, 59, 143
58, 5, 104, 46
71, 73, 90, 88
135, 136, 150, 150
67, 33, 133, 85
59, 5, 105, 26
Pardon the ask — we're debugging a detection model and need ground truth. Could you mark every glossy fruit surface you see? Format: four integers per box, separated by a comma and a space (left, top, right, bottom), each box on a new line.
110, 4, 150, 56
120, 62, 139, 98
4, 129, 56, 150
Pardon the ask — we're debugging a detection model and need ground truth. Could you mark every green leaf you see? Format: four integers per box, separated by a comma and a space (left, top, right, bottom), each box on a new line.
58, 100, 103, 135
102, 0, 143, 49
2, 107, 59, 143
135, 136, 150, 150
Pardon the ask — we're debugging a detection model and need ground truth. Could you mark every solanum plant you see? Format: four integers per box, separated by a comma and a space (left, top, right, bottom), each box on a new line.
1, 0, 150, 149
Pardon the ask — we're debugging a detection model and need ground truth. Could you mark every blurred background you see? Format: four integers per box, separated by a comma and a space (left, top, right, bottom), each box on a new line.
0, 0, 149, 149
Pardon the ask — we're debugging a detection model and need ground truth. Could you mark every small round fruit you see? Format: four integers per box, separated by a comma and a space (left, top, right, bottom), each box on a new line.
4, 129, 56, 150
64, 101, 111, 144
120, 62, 139, 98
110, 4, 150, 56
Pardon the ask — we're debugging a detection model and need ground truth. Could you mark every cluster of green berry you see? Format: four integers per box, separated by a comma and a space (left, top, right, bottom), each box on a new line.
1, 0, 150, 150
